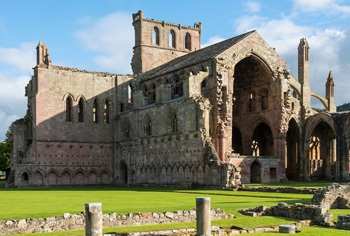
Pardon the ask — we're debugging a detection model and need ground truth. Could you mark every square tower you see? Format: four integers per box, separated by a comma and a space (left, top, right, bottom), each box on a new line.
131, 10, 202, 75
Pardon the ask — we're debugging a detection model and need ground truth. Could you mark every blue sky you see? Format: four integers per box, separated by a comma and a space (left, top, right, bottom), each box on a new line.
0, 0, 350, 141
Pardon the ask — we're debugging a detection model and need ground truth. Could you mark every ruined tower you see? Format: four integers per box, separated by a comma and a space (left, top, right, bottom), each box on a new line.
326, 71, 336, 112
298, 38, 311, 109
131, 10, 202, 75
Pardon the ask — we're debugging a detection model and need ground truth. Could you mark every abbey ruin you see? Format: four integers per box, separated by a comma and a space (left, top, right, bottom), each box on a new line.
8, 11, 350, 187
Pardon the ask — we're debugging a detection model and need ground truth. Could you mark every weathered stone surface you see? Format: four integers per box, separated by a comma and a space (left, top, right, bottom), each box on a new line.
311, 183, 350, 210
0, 208, 227, 235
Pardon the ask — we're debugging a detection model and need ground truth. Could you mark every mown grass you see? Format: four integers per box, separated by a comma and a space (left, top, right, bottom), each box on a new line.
245, 181, 349, 188
0, 187, 312, 220
2, 184, 350, 236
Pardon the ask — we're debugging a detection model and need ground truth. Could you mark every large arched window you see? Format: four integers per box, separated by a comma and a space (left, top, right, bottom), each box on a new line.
66, 96, 73, 122
184, 33, 191, 50
152, 27, 160, 45
169, 30, 176, 48
93, 99, 99, 123
78, 97, 84, 122
104, 99, 110, 124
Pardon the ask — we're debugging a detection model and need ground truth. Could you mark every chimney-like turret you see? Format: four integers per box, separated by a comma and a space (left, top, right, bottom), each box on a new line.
36, 41, 51, 67
326, 71, 336, 112
298, 38, 310, 108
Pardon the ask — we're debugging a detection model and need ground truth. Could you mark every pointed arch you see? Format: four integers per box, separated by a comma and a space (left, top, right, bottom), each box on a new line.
122, 118, 131, 140
47, 169, 59, 185
252, 122, 273, 156
286, 118, 300, 180
78, 97, 85, 122
169, 30, 176, 48
120, 161, 128, 184
93, 98, 99, 123
65, 95, 73, 122
184, 33, 191, 50
152, 27, 160, 45
104, 99, 111, 124
232, 126, 243, 154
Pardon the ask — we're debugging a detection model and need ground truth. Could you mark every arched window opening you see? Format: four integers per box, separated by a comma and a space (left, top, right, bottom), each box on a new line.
252, 123, 273, 156
93, 99, 99, 123
286, 119, 300, 181
308, 121, 336, 180
128, 84, 133, 104
184, 33, 191, 50
120, 161, 128, 184
78, 97, 84, 122
248, 92, 256, 112
152, 27, 160, 45
104, 100, 110, 124
143, 115, 152, 136
169, 30, 176, 48
21, 172, 29, 185
66, 96, 73, 122
260, 89, 268, 110
232, 127, 243, 154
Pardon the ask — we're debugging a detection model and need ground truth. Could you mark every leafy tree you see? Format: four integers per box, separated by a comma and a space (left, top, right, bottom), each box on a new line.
337, 102, 350, 112
0, 126, 12, 171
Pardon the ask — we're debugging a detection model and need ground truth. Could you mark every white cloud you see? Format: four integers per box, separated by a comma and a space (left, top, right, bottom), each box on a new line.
75, 12, 134, 74
0, 73, 28, 141
292, 0, 350, 14
0, 42, 36, 72
244, 1, 261, 13
201, 36, 226, 48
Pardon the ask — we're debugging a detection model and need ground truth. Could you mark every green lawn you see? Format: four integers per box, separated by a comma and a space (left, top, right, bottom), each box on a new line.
1, 185, 350, 236
245, 181, 348, 188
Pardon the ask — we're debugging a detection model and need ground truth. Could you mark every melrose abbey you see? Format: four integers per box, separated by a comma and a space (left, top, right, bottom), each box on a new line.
8, 11, 350, 188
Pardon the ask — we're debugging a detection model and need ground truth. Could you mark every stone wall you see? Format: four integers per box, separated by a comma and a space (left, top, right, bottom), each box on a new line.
240, 202, 333, 226
311, 183, 350, 209
337, 215, 350, 230
0, 209, 228, 235
238, 186, 317, 194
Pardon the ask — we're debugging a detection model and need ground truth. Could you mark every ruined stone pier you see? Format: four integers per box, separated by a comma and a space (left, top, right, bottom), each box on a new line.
196, 197, 211, 236
85, 203, 103, 236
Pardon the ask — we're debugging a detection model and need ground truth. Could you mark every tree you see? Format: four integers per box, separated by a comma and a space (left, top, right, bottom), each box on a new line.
0, 126, 12, 171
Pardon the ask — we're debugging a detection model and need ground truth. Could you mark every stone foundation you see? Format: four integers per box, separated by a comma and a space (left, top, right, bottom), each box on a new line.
337, 215, 350, 230
311, 183, 350, 209
240, 202, 333, 226
0, 209, 229, 235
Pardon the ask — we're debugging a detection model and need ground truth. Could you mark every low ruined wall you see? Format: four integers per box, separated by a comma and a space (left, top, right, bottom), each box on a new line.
311, 183, 350, 209
0, 209, 229, 235
337, 215, 350, 230
239, 186, 317, 194
240, 202, 333, 226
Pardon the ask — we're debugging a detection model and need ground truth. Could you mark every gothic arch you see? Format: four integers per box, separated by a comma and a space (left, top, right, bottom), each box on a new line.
251, 122, 274, 156
286, 118, 300, 180
60, 171, 71, 185
33, 170, 44, 186
250, 159, 262, 183
87, 170, 98, 184
305, 113, 335, 141
47, 169, 59, 185
62, 93, 75, 101
232, 126, 243, 154
120, 161, 128, 185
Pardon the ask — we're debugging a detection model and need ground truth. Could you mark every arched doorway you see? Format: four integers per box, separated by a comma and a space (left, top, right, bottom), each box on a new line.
252, 122, 273, 156
250, 160, 261, 183
286, 119, 300, 180
120, 161, 128, 184
21, 172, 29, 186
232, 127, 243, 154
309, 121, 336, 180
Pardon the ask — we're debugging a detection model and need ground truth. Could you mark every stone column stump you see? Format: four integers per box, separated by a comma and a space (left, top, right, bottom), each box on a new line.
196, 197, 211, 236
279, 225, 295, 234
85, 203, 103, 236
